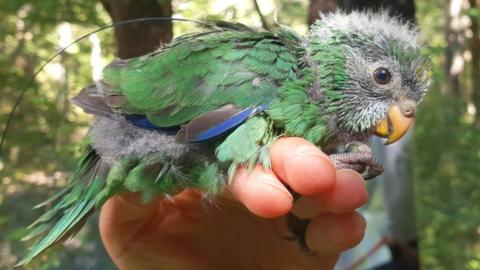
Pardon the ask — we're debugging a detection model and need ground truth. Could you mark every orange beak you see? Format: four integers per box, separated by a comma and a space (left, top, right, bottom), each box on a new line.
374, 105, 414, 145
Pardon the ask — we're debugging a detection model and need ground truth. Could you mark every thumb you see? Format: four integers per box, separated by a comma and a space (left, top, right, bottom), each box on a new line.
99, 190, 205, 242
99, 193, 163, 248
100, 192, 162, 225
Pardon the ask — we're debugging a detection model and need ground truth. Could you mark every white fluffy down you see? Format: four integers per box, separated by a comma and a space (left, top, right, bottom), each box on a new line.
90, 116, 187, 164
309, 10, 420, 49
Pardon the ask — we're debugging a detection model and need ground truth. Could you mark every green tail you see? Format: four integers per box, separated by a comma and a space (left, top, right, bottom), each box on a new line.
16, 145, 109, 266
17, 144, 226, 266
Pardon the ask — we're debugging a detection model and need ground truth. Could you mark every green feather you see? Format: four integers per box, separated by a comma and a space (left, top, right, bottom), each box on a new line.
17, 146, 107, 266
99, 27, 298, 127
216, 116, 271, 178
193, 163, 224, 194
95, 157, 139, 208
266, 69, 329, 145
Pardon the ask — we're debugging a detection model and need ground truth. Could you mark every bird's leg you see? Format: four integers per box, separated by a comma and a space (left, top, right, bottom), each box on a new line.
285, 214, 316, 255
284, 189, 316, 254
329, 141, 384, 180
286, 142, 384, 255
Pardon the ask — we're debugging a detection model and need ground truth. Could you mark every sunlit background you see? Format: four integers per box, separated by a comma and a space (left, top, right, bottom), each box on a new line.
0, 0, 479, 269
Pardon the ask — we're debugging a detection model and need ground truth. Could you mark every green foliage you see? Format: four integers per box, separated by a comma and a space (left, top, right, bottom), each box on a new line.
173, 0, 308, 33
467, 7, 480, 19
414, 1, 480, 269
0, 0, 117, 269
414, 89, 480, 270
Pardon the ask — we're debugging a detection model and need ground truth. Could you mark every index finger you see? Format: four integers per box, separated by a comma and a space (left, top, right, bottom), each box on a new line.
270, 137, 337, 195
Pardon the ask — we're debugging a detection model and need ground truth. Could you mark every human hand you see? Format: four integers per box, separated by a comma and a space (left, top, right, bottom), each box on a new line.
99, 137, 368, 270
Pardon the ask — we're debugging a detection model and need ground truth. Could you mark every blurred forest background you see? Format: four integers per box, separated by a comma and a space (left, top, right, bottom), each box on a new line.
0, 0, 479, 269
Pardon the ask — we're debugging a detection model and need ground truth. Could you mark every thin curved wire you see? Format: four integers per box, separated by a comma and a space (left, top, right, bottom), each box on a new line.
0, 17, 213, 157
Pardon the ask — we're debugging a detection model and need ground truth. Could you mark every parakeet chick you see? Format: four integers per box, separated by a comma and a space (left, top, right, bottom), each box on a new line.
18, 10, 431, 265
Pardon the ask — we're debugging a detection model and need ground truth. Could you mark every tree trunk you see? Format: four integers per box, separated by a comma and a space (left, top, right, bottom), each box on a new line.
252, 0, 271, 30
308, 0, 416, 24
445, 0, 467, 97
100, 0, 173, 59
469, 0, 480, 123
308, 0, 338, 25
340, 0, 416, 22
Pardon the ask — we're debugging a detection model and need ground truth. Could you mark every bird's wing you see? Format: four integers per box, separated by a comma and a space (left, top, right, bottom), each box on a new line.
73, 24, 300, 142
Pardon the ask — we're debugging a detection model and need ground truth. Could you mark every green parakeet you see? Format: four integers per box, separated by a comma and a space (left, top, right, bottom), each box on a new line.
17, 10, 431, 265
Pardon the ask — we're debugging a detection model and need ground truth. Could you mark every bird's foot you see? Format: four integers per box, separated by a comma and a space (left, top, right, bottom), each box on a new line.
328, 141, 384, 180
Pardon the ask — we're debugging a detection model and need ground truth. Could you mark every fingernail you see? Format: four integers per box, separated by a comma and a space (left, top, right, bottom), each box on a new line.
258, 178, 293, 201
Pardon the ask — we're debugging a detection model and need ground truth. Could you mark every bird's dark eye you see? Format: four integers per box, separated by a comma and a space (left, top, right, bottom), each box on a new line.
373, 68, 392, 84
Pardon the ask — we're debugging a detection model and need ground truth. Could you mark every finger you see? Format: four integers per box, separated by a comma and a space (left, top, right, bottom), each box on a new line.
229, 165, 293, 218
270, 137, 336, 195
291, 169, 368, 219
305, 211, 366, 256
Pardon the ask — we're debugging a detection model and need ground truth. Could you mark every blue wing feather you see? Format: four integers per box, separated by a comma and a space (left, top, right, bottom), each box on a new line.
125, 103, 269, 143
126, 115, 180, 134
191, 103, 270, 142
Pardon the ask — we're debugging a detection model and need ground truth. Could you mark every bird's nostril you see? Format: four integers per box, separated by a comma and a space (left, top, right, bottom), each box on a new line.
402, 107, 415, 117
398, 100, 417, 118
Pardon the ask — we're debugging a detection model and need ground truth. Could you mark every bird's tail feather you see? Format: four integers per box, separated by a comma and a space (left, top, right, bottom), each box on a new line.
17, 143, 226, 266
16, 145, 109, 266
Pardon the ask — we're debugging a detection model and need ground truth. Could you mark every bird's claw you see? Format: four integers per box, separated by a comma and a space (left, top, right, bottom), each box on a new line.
345, 141, 373, 154
285, 214, 316, 255
329, 141, 384, 180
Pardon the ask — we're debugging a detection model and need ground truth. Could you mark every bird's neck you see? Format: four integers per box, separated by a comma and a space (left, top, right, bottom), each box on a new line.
303, 39, 349, 104
266, 67, 334, 145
